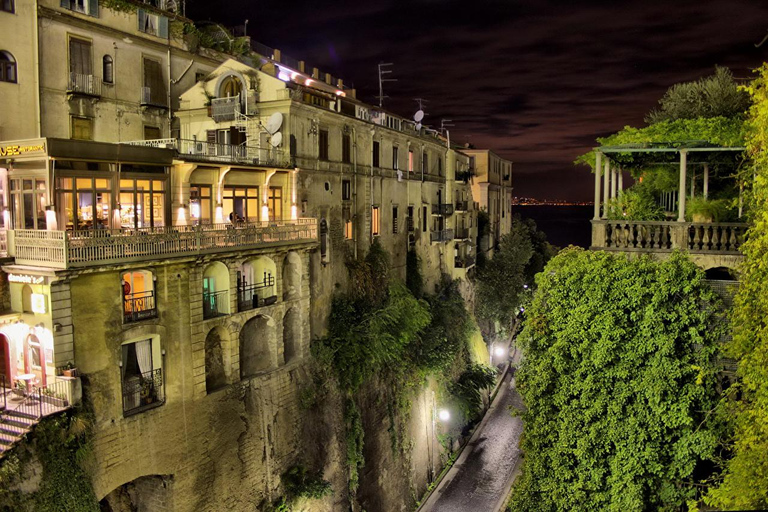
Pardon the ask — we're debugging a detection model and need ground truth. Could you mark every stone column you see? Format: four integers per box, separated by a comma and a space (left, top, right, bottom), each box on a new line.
703, 164, 709, 198
678, 150, 687, 222
602, 158, 610, 219
611, 167, 618, 199
593, 152, 602, 220
618, 167, 623, 194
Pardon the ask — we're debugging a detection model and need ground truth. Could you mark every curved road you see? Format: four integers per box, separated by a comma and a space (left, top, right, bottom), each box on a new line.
420, 371, 524, 512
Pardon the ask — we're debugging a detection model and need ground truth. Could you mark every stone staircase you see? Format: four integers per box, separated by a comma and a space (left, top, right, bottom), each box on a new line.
0, 404, 37, 455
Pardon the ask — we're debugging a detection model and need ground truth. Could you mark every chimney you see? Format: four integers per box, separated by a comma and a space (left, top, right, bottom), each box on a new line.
273, 48, 281, 63
337, 78, 343, 88
299, 61, 305, 73
312, 68, 320, 79
325, 73, 332, 85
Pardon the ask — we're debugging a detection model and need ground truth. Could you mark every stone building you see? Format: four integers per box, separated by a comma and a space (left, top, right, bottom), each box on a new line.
0, 0, 482, 509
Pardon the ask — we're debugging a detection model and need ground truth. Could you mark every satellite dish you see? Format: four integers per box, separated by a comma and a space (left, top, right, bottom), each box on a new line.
270, 132, 283, 147
415, 123, 422, 131
414, 110, 424, 122
265, 112, 283, 134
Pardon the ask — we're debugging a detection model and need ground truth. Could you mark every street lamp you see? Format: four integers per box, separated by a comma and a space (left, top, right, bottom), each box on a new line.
438, 409, 450, 422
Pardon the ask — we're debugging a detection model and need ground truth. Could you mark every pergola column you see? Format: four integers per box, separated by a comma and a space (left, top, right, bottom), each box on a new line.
593, 152, 602, 220
610, 166, 617, 199
678, 150, 687, 222
617, 167, 623, 194
703, 164, 709, 198
690, 169, 695, 197
602, 158, 610, 218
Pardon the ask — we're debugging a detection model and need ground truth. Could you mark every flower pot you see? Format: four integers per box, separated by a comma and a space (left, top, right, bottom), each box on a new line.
62, 368, 77, 377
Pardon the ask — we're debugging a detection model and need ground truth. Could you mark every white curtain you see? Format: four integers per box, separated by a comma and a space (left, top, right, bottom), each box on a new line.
135, 339, 152, 376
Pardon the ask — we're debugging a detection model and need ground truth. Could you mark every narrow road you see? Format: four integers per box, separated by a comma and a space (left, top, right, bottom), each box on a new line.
420, 370, 524, 512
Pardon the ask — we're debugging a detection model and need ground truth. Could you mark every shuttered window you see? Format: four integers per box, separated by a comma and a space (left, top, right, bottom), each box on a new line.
138, 9, 168, 38
69, 38, 92, 76
60, 0, 97, 16
143, 58, 165, 106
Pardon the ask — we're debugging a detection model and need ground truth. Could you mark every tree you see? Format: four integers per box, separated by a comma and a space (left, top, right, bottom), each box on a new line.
705, 63, 768, 509
510, 249, 726, 511
475, 216, 553, 325
646, 66, 750, 124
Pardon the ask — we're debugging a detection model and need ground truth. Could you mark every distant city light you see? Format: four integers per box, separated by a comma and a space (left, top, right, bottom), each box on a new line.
438, 409, 450, 422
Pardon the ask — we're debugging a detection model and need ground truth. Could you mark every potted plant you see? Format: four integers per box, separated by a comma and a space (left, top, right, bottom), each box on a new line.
11, 381, 26, 399
61, 362, 77, 378
140, 379, 156, 405
686, 197, 730, 223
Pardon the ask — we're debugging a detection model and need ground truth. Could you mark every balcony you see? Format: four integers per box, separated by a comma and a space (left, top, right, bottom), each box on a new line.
455, 254, 476, 269
210, 96, 241, 122
124, 290, 158, 323
237, 276, 277, 312
67, 73, 101, 97
454, 228, 470, 241
203, 290, 228, 319
431, 204, 454, 216
8, 219, 318, 269
141, 86, 167, 108
455, 170, 473, 183
430, 229, 454, 243
406, 217, 414, 233
127, 138, 294, 168
455, 201, 468, 212
592, 220, 747, 262
122, 368, 164, 417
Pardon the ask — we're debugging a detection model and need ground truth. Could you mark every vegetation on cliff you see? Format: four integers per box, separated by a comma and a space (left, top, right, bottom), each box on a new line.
509, 249, 726, 511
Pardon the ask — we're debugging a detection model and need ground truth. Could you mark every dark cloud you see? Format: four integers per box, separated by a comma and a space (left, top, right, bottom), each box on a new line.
188, 0, 768, 200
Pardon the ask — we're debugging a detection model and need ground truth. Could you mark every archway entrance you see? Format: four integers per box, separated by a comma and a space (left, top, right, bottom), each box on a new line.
0, 334, 11, 382
239, 315, 275, 378
100, 474, 174, 512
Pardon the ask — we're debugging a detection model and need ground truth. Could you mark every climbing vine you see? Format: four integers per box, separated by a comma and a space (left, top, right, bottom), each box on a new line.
510, 249, 726, 511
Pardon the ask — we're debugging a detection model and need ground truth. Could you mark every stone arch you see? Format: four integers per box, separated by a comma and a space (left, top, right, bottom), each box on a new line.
21, 284, 32, 313
704, 266, 738, 281
205, 326, 229, 393
282, 251, 302, 300
239, 256, 277, 309
99, 474, 174, 512
214, 71, 246, 99
239, 314, 276, 378
282, 308, 302, 363
203, 261, 230, 317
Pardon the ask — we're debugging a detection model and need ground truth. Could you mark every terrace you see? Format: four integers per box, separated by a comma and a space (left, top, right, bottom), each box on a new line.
590, 143, 748, 267
3, 219, 317, 269
127, 138, 294, 168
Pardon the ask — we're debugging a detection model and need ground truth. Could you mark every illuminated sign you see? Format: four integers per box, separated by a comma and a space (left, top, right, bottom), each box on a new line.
0, 143, 45, 157
8, 274, 46, 285
31, 294, 47, 314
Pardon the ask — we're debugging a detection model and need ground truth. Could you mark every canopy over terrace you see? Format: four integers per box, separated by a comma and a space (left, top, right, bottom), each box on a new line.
592, 141, 746, 222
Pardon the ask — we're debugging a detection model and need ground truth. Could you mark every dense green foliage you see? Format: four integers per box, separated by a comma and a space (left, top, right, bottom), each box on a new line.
646, 67, 750, 124
282, 464, 332, 501
447, 364, 496, 419
705, 63, 768, 509
476, 216, 553, 325
510, 249, 726, 511
405, 248, 424, 299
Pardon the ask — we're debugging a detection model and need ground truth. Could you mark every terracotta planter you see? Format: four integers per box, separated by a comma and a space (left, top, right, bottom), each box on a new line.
62, 368, 77, 377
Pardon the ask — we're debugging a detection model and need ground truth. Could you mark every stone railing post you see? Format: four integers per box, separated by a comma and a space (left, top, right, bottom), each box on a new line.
670, 223, 689, 250
591, 220, 607, 248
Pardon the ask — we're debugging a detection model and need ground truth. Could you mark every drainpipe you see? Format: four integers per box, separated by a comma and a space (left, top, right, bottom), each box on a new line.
34, 0, 42, 137
352, 127, 358, 259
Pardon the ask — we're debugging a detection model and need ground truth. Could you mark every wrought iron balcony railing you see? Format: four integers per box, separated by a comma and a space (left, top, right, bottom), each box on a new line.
454, 254, 476, 269
203, 289, 228, 319
455, 201, 468, 212
126, 138, 294, 168
124, 290, 158, 323
122, 368, 164, 417
68, 73, 101, 96
211, 96, 241, 122
431, 203, 454, 216
430, 229, 454, 243
237, 275, 277, 312
141, 86, 167, 107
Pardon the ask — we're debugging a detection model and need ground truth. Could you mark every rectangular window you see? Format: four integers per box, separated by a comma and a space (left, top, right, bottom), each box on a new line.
372, 141, 380, 168
10, 178, 47, 230
190, 184, 212, 224
119, 178, 166, 229
58, 176, 111, 230
372, 206, 380, 236
142, 58, 165, 106
268, 186, 282, 221
422, 152, 428, 173
438, 157, 443, 175
342, 133, 351, 163
408, 150, 414, 172
195, 71, 206, 82
137, 9, 167, 37
121, 337, 164, 416
318, 129, 329, 160
343, 206, 353, 240
392, 146, 399, 170
422, 205, 427, 232
61, 0, 97, 16
71, 116, 92, 140
144, 125, 161, 140
407, 205, 414, 232
1, 0, 14, 13
223, 185, 259, 222
69, 37, 92, 76
392, 205, 398, 234
342, 179, 351, 201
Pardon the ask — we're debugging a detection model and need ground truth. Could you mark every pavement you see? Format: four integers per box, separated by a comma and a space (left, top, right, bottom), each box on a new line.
419, 368, 524, 512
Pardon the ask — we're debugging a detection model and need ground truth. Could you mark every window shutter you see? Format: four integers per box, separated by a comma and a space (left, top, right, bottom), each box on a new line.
138, 9, 146, 32
206, 130, 216, 144
87, 0, 97, 16
60, 0, 70, 8
158, 16, 168, 38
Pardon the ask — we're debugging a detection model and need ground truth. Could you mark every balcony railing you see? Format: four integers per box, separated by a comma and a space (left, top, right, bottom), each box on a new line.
455, 201, 468, 212
430, 229, 454, 243
8, 219, 318, 269
0, 229, 6, 256
237, 276, 277, 312
141, 86, 167, 107
431, 204, 454, 216
68, 73, 101, 96
126, 138, 294, 168
203, 289, 228, 319
454, 228, 470, 240
124, 290, 158, 323
122, 368, 164, 417
455, 255, 476, 269
455, 170, 473, 183
592, 220, 747, 255
406, 217, 414, 233
211, 96, 241, 122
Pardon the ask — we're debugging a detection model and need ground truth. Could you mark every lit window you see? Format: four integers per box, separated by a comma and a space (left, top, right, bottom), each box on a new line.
122, 270, 157, 323
372, 206, 380, 236
344, 219, 353, 240
121, 337, 164, 416
408, 150, 414, 172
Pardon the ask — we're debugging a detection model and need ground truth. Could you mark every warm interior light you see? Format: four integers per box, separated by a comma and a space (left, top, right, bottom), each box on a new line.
215, 205, 225, 224
262, 205, 270, 222
45, 209, 58, 231
176, 206, 188, 226
291, 204, 298, 220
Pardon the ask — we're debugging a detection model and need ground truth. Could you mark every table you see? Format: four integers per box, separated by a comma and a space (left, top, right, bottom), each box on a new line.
16, 373, 36, 395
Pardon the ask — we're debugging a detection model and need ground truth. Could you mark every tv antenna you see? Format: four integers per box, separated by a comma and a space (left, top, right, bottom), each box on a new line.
413, 98, 429, 130
376, 62, 397, 107
440, 119, 454, 135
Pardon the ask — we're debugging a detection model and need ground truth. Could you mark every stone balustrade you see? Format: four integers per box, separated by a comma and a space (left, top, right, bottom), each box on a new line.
592, 220, 747, 255
7, 219, 317, 269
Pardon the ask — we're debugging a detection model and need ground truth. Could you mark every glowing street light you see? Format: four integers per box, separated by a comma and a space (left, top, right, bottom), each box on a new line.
494, 345, 506, 358
438, 409, 450, 422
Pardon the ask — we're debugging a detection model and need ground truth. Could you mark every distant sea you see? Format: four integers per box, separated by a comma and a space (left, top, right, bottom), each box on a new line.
513, 205, 593, 249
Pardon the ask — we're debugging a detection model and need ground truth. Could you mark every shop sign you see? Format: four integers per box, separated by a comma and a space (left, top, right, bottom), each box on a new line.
8, 273, 46, 285
0, 143, 46, 157
31, 294, 47, 314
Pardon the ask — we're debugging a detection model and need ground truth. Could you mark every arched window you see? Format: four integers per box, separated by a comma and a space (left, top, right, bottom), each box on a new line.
122, 270, 157, 323
21, 284, 33, 313
0, 51, 17, 83
103, 55, 113, 84
219, 75, 242, 98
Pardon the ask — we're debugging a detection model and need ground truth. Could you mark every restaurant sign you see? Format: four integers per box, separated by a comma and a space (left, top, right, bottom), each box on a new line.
0, 143, 46, 158
8, 273, 47, 285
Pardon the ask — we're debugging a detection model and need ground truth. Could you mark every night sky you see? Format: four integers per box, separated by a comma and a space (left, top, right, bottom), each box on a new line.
187, 0, 768, 201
